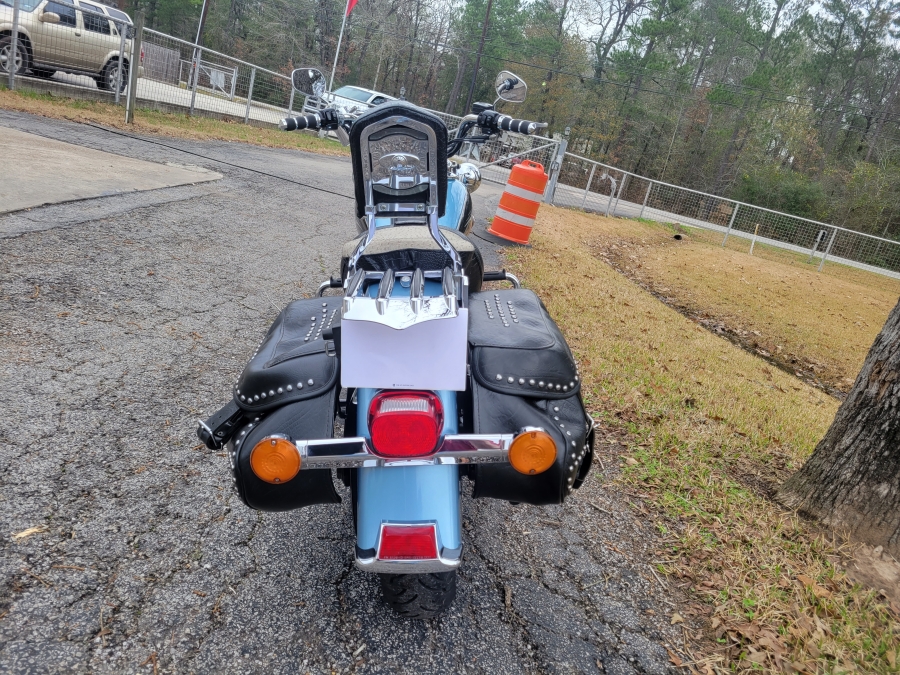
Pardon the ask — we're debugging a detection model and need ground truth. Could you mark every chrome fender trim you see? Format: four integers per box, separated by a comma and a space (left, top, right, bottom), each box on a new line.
355, 523, 463, 574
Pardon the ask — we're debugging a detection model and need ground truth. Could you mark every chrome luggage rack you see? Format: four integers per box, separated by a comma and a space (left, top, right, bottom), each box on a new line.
343, 113, 469, 311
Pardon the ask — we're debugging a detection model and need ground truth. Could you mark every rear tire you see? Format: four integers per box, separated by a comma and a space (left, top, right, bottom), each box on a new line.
99, 59, 127, 92
0, 36, 28, 77
379, 571, 457, 619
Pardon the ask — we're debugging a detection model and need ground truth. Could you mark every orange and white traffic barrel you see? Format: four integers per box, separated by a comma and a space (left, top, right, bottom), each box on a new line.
488, 160, 548, 245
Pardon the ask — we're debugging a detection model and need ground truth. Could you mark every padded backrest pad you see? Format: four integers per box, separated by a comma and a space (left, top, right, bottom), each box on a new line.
349, 102, 448, 219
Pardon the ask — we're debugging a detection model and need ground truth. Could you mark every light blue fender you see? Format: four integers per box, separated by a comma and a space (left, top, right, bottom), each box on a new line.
355, 389, 461, 555
354, 277, 462, 558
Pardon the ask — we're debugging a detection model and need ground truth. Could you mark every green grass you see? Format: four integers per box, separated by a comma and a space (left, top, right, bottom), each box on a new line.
0, 88, 349, 156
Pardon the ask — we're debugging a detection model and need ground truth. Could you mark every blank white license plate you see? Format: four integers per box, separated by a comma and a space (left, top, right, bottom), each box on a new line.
341, 309, 468, 391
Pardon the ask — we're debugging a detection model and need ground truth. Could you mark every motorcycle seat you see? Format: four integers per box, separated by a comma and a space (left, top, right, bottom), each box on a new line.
340, 226, 484, 292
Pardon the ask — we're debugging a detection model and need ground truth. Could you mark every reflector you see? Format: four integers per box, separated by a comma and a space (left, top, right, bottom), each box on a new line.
508, 429, 556, 475
378, 524, 439, 560
368, 391, 443, 458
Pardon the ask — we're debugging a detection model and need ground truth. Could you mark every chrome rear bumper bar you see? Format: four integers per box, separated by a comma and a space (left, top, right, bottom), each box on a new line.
294, 434, 514, 470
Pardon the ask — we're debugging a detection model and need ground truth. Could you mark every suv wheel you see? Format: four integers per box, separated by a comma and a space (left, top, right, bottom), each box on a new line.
0, 36, 28, 76
98, 59, 128, 92
32, 67, 56, 79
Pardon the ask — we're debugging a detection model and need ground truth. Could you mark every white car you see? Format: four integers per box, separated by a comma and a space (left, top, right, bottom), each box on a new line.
326, 85, 396, 117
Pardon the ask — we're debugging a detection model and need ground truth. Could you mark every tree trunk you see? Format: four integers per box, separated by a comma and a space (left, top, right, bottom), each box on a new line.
777, 298, 900, 557
445, 51, 467, 114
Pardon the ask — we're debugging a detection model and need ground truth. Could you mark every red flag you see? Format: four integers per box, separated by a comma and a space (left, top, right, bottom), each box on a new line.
346, 0, 357, 15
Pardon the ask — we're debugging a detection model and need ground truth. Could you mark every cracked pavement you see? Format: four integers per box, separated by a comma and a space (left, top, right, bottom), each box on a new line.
0, 109, 681, 674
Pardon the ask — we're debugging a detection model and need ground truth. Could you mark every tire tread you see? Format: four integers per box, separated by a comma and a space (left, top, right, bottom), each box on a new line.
379, 572, 456, 619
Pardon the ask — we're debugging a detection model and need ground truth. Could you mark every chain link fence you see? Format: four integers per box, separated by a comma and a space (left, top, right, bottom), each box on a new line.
2, 6, 306, 125
467, 134, 560, 185
549, 152, 900, 279
137, 29, 303, 125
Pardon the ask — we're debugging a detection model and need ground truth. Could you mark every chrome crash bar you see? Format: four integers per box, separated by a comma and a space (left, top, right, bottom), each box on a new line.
292, 434, 514, 469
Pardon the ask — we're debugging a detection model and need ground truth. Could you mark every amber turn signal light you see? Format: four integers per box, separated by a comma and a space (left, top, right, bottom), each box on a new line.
250, 436, 301, 484
508, 429, 556, 475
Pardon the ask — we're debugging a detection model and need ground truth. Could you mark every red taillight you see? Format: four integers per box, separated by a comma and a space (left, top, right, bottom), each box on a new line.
378, 524, 439, 560
140, 47, 144, 64
368, 391, 443, 458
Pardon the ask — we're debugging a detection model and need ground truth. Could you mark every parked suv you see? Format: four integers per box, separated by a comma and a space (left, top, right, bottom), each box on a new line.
0, 0, 143, 91
325, 85, 396, 117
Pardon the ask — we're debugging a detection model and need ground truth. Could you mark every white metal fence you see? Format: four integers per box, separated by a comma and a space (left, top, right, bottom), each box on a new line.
549, 152, 900, 279
4, 16, 898, 278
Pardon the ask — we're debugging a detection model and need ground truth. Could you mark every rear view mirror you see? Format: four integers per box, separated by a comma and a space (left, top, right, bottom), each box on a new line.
494, 71, 527, 103
39, 11, 61, 23
292, 68, 327, 98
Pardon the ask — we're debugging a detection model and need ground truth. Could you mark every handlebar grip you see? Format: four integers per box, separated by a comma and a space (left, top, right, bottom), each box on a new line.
495, 116, 545, 135
482, 270, 508, 282
279, 114, 321, 131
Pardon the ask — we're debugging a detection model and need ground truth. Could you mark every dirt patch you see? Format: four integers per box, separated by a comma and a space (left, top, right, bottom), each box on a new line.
847, 545, 900, 606
595, 239, 848, 399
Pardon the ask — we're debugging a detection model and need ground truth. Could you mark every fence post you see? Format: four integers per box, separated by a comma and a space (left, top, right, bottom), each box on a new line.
817, 228, 837, 272
7, 0, 21, 91
749, 224, 760, 255
229, 66, 237, 100
807, 229, 826, 262
721, 203, 740, 246
580, 164, 596, 210
244, 67, 256, 124
613, 173, 629, 215
543, 137, 567, 204
639, 180, 652, 219
189, 47, 202, 116
114, 21, 127, 106
605, 176, 619, 217
288, 86, 295, 114
124, 11, 144, 124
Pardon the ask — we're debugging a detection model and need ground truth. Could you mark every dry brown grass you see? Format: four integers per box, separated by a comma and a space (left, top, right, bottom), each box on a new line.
0, 88, 349, 156
505, 206, 900, 674
585, 217, 900, 394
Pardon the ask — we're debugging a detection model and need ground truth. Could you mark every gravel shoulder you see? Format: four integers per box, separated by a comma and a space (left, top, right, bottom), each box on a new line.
0, 109, 686, 674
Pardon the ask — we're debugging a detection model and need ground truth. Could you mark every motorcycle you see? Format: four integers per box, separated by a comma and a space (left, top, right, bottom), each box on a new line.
198, 69, 595, 619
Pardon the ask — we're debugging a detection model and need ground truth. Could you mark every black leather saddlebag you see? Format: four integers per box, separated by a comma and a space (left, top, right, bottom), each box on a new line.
233, 296, 342, 413
226, 296, 343, 511
228, 398, 341, 512
467, 289, 594, 505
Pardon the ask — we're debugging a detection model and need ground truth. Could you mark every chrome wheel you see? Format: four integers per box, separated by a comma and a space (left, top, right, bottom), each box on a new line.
0, 39, 25, 75
103, 60, 127, 92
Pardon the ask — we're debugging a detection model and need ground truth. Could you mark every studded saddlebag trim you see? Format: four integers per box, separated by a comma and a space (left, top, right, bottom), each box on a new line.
468, 289, 580, 399
468, 289, 592, 504
228, 395, 341, 512
234, 297, 342, 413
470, 388, 592, 504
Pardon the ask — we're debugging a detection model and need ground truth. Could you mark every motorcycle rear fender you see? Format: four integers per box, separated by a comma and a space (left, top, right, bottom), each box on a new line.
354, 388, 462, 572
